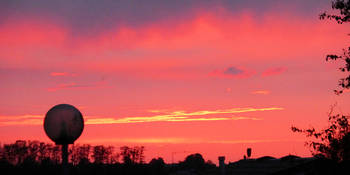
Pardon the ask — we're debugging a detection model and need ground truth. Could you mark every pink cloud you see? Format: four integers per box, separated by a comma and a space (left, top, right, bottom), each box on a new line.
47, 81, 107, 92
0, 12, 347, 79
47, 83, 78, 91
261, 67, 287, 77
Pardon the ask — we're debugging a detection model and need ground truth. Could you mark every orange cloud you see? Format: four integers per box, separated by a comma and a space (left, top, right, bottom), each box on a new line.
0, 115, 43, 126
50, 72, 77, 77
251, 90, 270, 95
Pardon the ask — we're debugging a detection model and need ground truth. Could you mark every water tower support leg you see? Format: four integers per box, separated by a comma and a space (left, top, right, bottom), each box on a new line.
62, 144, 69, 175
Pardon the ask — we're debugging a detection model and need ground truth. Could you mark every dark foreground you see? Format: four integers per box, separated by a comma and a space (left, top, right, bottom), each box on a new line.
1, 156, 350, 175
1, 140, 350, 175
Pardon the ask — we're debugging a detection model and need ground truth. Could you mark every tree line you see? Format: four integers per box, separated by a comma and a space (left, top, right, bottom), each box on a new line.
0, 140, 216, 175
0, 140, 145, 165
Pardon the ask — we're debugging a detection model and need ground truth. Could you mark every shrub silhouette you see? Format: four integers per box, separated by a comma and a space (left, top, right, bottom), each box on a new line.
182, 153, 205, 169
292, 113, 350, 162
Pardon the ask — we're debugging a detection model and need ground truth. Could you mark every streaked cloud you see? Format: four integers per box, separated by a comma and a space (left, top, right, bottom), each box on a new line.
85, 116, 261, 125
262, 67, 287, 77
251, 90, 270, 95
153, 107, 283, 117
0, 115, 42, 120
0, 115, 43, 126
47, 83, 79, 91
47, 81, 107, 92
0, 107, 283, 126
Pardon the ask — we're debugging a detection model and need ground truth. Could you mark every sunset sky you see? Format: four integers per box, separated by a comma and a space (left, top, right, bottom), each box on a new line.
1, 0, 350, 164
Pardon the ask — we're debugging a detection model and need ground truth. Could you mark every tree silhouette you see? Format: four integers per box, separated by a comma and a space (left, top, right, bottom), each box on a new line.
49, 144, 61, 164
70, 144, 92, 165
120, 146, 145, 164
0, 140, 225, 175
109, 148, 120, 164
149, 157, 165, 174
26, 140, 40, 163
37, 142, 48, 163
320, 0, 350, 95
14, 140, 27, 164
292, 109, 350, 162
182, 153, 205, 169
92, 145, 112, 164
149, 157, 165, 166
77, 144, 92, 164
3, 143, 18, 164
320, 0, 350, 24
292, 0, 350, 163
120, 146, 132, 164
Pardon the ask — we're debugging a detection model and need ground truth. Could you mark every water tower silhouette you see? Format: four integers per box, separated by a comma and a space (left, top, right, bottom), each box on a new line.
44, 104, 84, 175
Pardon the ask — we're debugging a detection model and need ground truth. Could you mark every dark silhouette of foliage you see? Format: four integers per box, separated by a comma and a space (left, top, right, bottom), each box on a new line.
26, 140, 40, 163
291, 0, 350, 164
0, 140, 220, 175
70, 144, 91, 165
320, 0, 350, 24
149, 157, 165, 166
320, 0, 350, 94
176, 153, 218, 175
182, 153, 205, 169
149, 157, 165, 175
0, 140, 145, 166
292, 111, 350, 162
326, 47, 350, 95
92, 145, 112, 164
120, 146, 145, 164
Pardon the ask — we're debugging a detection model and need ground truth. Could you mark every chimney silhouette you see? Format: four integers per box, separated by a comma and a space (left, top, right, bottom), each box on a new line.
218, 156, 226, 175
247, 148, 252, 159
